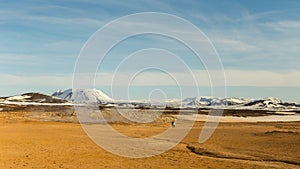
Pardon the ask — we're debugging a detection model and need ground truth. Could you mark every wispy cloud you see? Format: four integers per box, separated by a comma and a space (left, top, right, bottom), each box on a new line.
0, 74, 72, 87
211, 38, 258, 53
0, 9, 104, 26
0, 54, 38, 65
277, 21, 300, 29
235, 9, 290, 22
95, 70, 300, 87
225, 70, 300, 87
1, 69, 300, 89
265, 20, 300, 32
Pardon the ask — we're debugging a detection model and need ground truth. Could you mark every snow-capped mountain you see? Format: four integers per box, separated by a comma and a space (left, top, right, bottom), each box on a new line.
240, 97, 300, 111
52, 89, 113, 104
185, 96, 250, 107
0, 92, 68, 103
244, 97, 282, 108
183, 96, 300, 111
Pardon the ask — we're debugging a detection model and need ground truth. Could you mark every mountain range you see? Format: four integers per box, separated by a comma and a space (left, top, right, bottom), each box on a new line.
182, 96, 300, 111
1, 89, 299, 111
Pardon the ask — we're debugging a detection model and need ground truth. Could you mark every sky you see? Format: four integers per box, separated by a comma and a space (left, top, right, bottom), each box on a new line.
0, 0, 300, 101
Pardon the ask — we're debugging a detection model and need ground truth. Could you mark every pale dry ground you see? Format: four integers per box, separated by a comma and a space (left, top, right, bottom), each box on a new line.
0, 112, 299, 168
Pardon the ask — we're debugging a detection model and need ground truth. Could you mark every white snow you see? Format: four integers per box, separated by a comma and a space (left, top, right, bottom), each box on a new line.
263, 97, 282, 105
274, 111, 296, 115
174, 114, 300, 123
0, 101, 74, 106
6, 95, 31, 101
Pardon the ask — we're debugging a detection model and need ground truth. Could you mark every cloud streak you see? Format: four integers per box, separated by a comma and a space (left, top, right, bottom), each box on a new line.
1, 69, 300, 89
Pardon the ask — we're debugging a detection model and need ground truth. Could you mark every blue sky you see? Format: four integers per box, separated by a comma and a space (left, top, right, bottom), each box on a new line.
0, 0, 300, 101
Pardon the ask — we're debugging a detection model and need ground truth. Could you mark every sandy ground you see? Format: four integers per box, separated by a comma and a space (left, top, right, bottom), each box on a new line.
0, 106, 299, 169
0, 117, 299, 169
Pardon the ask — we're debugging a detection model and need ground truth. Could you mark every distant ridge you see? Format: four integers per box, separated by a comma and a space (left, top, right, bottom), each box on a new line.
0, 92, 68, 103
182, 96, 300, 111
184, 96, 250, 106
